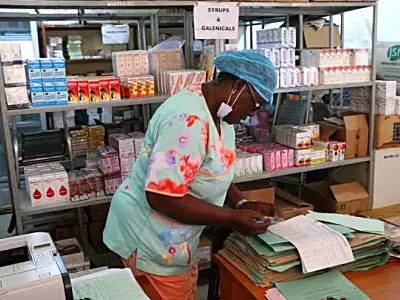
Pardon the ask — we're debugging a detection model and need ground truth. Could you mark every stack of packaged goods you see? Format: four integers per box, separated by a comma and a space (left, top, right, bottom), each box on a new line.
26, 58, 67, 106
351, 81, 398, 115
70, 128, 89, 157
155, 70, 206, 96
127, 132, 145, 159
256, 27, 318, 88
25, 163, 70, 206
301, 48, 370, 85
237, 143, 294, 173
275, 124, 325, 167
46, 37, 64, 58
109, 134, 135, 182
112, 50, 156, 99
67, 35, 83, 60
69, 169, 105, 202
87, 126, 105, 154
219, 213, 389, 287
67, 76, 121, 104
97, 146, 121, 195
0, 43, 30, 109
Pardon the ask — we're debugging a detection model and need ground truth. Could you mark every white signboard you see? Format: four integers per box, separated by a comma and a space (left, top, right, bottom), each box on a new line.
194, 2, 239, 40
377, 41, 400, 93
101, 24, 130, 44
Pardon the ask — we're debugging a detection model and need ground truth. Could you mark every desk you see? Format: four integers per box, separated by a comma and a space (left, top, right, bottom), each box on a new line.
214, 255, 400, 300
137, 275, 162, 300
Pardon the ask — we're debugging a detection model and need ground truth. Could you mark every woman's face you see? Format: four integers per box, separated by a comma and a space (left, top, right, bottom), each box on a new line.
223, 79, 264, 125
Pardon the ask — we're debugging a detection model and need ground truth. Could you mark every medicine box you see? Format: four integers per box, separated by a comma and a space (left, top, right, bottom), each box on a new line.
40, 59, 54, 78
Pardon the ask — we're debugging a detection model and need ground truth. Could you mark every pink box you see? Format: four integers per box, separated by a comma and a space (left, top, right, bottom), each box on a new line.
263, 151, 276, 171
281, 149, 288, 168
287, 149, 295, 167
275, 150, 282, 169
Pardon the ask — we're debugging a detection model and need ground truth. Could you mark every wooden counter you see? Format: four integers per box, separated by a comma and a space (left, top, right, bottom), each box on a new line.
214, 254, 400, 300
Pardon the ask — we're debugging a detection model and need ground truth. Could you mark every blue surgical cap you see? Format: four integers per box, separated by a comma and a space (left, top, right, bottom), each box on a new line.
213, 50, 277, 103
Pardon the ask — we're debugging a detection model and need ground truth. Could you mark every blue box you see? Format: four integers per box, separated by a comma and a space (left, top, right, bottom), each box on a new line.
52, 58, 66, 78
43, 82, 55, 93
31, 91, 45, 106
42, 77, 56, 84
26, 59, 42, 80
40, 59, 54, 78
56, 91, 68, 105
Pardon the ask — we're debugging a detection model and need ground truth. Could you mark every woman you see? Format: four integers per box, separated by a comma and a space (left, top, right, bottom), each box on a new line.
103, 51, 278, 299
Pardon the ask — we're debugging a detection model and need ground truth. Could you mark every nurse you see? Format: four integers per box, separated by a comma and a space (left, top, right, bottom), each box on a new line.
103, 51, 278, 300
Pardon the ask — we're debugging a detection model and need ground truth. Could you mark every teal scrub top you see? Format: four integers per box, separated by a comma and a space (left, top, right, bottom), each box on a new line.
103, 84, 236, 276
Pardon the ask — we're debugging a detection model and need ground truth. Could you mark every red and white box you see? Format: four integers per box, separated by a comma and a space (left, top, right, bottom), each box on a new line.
54, 169, 70, 202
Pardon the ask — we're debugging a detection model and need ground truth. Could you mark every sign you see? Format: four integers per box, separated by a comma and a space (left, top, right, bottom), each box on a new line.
194, 2, 239, 40
377, 42, 400, 93
101, 24, 130, 44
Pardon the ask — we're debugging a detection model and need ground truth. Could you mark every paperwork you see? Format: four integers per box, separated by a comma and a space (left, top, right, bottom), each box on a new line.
275, 271, 371, 300
269, 215, 355, 273
219, 212, 390, 287
307, 211, 385, 234
72, 268, 149, 300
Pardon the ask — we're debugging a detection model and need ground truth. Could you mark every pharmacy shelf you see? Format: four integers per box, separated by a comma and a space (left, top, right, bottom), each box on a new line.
6, 82, 374, 116
0, 1, 376, 15
19, 157, 370, 216
19, 189, 112, 216
66, 58, 112, 64
233, 157, 371, 184
6, 95, 168, 116
275, 81, 374, 94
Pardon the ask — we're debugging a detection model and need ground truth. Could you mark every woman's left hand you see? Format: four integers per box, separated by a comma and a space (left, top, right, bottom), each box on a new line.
239, 201, 283, 220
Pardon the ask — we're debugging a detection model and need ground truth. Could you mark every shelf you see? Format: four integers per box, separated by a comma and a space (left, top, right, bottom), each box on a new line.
7, 95, 169, 116
19, 157, 370, 217
233, 157, 371, 184
7, 82, 374, 116
20, 189, 112, 216
275, 82, 374, 94
66, 58, 111, 64
0, 1, 376, 16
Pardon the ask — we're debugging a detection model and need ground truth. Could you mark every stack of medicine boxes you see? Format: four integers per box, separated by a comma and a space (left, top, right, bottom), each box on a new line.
26, 58, 68, 106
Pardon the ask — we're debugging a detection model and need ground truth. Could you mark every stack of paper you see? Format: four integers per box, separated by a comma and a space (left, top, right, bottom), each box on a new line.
219, 213, 390, 287
71, 268, 149, 300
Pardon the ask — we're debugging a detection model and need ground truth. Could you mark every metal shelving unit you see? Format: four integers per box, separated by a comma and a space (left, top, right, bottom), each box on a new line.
0, 1, 378, 235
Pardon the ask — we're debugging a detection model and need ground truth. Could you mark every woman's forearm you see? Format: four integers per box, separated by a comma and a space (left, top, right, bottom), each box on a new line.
225, 184, 244, 208
146, 191, 236, 226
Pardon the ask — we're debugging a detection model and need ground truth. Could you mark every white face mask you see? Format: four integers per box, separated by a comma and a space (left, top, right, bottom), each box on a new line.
217, 85, 246, 119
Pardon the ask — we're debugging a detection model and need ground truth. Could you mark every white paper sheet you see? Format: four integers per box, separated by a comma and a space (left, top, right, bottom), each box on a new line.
72, 268, 149, 300
269, 215, 355, 273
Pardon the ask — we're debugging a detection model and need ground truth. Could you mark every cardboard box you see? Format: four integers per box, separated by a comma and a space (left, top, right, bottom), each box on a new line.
319, 114, 368, 159
237, 182, 275, 204
374, 115, 400, 149
275, 188, 314, 219
303, 181, 369, 215
284, 18, 341, 49
357, 204, 400, 227
197, 236, 212, 270
55, 237, 85, 266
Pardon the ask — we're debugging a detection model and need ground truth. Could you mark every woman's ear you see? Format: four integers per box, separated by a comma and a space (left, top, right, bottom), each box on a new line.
232, 79, 247, 91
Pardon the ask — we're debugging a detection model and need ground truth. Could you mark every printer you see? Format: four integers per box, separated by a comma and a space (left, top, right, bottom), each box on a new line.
0, 232, 73, 300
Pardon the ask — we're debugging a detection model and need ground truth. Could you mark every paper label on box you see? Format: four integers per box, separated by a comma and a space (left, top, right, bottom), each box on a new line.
197, 246, 211, 263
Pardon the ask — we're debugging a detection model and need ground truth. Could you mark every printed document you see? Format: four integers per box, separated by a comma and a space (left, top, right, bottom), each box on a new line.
72, 268, 149, 300
269, 215, 355, 273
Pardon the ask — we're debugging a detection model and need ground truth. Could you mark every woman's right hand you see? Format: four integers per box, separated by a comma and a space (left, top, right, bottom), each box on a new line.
230, 209, 271, 236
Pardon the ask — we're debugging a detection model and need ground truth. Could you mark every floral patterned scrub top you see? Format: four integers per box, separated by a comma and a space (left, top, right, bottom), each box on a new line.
103, 84, 236, 276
